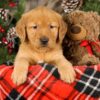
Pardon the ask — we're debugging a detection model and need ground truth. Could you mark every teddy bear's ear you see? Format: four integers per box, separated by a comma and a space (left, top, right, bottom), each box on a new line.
68, 24, 86, 40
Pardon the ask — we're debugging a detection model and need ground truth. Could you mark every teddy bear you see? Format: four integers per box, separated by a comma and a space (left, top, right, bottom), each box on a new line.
62, 10, 100, 66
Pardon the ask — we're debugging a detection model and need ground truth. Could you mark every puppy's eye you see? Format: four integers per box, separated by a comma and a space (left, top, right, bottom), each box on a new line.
50, 25, 56, 29
33, 25, 37, 29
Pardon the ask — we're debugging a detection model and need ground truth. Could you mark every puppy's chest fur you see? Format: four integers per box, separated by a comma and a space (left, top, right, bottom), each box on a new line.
21, 44, 61, 65
29, 49, 60, 65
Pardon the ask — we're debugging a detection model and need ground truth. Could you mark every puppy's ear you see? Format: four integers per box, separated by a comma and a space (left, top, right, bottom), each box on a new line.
58, 18, 67, 44
15, 15, 26, 42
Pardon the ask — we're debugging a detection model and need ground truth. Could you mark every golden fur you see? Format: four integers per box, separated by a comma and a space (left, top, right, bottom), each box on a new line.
11, 7, 75, 85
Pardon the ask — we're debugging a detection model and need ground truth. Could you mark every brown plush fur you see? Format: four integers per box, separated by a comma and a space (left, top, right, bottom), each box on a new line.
11, 7, 76, 85
63, 10, 100, 66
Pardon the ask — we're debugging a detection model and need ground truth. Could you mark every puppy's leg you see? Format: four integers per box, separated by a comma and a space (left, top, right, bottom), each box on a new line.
11, 58, 29, 85
55, 56, 76, 83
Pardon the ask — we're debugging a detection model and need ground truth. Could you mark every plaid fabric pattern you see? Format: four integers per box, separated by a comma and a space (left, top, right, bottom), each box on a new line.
0, 64, 100, 100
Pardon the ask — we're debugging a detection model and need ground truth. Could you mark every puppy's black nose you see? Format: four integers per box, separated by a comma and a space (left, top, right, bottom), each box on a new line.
40, 37, 49, 45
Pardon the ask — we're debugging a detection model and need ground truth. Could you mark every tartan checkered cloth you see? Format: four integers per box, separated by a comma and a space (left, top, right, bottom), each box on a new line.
0, 63, 100, 100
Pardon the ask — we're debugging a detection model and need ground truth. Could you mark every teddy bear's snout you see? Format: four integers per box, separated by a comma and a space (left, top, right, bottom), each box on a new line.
71, 25, 81, 34
68, 24, 87, 41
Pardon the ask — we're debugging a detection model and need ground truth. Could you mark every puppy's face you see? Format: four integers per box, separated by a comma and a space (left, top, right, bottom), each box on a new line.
16, 7, 67, 51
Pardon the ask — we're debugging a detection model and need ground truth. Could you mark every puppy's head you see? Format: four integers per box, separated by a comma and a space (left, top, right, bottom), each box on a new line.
16, 7, 67, 51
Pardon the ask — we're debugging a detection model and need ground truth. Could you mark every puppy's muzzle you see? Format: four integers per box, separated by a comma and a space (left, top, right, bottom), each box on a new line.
40, 36, 49, 46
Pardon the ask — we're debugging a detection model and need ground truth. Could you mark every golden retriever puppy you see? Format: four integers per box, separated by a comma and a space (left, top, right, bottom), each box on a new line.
11, 6, 76, 85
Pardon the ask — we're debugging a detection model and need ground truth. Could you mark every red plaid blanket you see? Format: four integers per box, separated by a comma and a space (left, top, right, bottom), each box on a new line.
0, 63, 100, 100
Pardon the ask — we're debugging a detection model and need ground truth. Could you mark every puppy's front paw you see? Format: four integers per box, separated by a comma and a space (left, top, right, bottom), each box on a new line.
11, 69, 27, 85
58, 66, 76, 83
